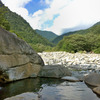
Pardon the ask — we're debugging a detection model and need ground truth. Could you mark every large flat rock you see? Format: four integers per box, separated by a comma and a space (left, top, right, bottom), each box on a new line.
0, 27, 44, 83
4, 92, 38, 100
84, 73, 100, 86
38, 65, 71, 78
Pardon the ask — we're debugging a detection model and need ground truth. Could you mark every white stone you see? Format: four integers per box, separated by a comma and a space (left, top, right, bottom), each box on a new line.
61, 76, 80, 82
38, 52, 100, 70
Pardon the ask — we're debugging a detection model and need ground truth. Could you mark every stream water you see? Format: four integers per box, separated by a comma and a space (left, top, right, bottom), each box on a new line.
0, 78, 100, 100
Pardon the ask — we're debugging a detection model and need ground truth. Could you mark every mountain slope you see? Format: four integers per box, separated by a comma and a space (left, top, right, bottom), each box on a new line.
53, 22, 100, 44
55, 21, 100, 53
5, 10, 53, 46
0, 1, 54, 52
36, 29, 57, 41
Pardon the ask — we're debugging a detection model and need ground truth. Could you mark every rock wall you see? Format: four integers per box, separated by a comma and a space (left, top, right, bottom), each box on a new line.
0, 27, 44, 83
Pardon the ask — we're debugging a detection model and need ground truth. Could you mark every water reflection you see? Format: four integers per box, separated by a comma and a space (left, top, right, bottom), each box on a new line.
0, 78, 40, 100
0, 78, 100, 100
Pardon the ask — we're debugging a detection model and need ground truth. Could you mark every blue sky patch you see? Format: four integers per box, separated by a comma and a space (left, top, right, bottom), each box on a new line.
41, 14, 60, 29
25, 0, 49, 14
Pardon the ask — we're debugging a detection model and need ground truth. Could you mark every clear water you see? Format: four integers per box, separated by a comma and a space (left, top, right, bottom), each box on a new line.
0, 78, 100, 100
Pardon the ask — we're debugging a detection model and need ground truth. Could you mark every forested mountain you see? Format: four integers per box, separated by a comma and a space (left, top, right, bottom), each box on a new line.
36, 29, 57, 41
55, 21, 100, 53
0, 1, 54, 52
0, 1, 10, 30
53, 22, 100, 44
1, 1, 100, 53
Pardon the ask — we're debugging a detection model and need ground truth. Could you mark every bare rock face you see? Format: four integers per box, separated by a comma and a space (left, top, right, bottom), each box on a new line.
84, 73, 100, 86
38, 65, 71, 78
93, 86, 100, 95
0, 27, 44, 83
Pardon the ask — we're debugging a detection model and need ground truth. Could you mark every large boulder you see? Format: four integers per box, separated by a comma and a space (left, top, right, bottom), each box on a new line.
38, 65, 71, 78
84, 73, 100, 86
0, 27, 44, 83
4, 92, 38, 100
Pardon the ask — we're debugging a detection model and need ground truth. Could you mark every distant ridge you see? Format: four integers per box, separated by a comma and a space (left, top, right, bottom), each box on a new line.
52, 21, 100, 44
36, 29, 57, 41
55, 21, 100, 53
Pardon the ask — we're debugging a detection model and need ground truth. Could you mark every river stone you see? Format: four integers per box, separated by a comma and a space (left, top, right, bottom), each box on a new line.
38, 65, 71, 78
93, 86, 100, 95
4, 92, 38, 100
84, 73, 100, 86
61, 76, 80, 82
0, 27, 44, 83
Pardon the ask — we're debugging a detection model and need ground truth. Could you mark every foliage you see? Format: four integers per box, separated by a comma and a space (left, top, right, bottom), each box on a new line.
56, 33, 100, 53
93, 48, 100, 54
29, 43, 53, 52
36, 29, 57, 41
0, 3, 10, 30
1, 1, 100, 53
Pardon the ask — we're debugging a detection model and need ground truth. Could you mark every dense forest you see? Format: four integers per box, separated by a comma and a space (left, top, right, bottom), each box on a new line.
36, 29, 57, 42
55, 22, 100, 53
0, 3, 10, 31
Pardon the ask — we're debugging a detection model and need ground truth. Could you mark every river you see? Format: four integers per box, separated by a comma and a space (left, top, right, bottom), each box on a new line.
0, 78, 100, 100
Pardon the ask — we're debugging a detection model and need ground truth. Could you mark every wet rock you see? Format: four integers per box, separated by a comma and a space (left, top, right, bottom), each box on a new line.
38, 65, 71, 78
93, 86, 100, 95
61, 76, 80, 82
4, 92, 38, 100
0, 27, 44, 83
84, 73, 100, 86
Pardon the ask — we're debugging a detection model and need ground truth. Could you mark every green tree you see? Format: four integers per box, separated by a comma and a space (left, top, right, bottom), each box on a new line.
0, 4, 10, 30
56, 33, 100, 53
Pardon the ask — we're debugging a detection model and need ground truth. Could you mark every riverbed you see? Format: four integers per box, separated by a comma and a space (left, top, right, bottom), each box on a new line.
0, 78, 100, 100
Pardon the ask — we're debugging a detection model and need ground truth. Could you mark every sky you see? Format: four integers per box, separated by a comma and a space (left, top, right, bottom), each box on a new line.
1, 0, 100, 35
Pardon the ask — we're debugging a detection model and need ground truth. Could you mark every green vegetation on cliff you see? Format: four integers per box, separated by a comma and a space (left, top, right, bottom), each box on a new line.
0, 2, 10, 30
36, 29, 57, 41
5, 10, 54, 50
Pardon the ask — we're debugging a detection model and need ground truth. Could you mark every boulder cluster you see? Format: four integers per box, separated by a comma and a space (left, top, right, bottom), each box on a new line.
38, 52, 100, 72
39, 52, 100, 96
0, 27, 44, 83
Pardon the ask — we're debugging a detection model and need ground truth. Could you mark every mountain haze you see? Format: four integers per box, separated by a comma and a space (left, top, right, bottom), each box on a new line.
36, 29, 57, 41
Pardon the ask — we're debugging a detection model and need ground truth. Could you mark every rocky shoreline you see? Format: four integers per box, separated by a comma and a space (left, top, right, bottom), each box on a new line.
38, 52, 100, 72
3, 52, 100, 100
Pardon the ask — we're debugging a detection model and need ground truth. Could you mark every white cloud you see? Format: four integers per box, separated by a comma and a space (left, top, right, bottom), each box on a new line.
40, 0, 52, 5
1, 0, 31, 19
46, 0, 100, 35
1, 0, 100, 35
